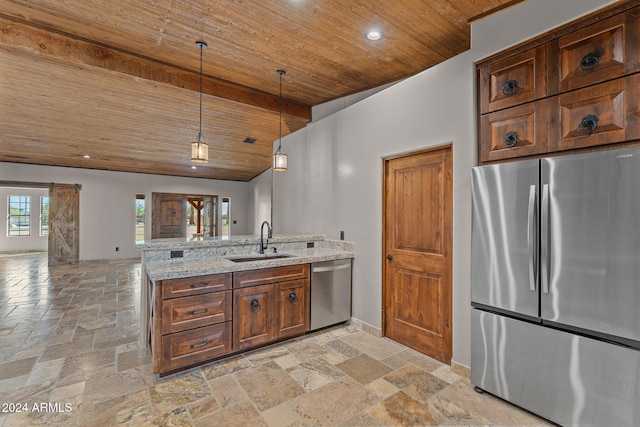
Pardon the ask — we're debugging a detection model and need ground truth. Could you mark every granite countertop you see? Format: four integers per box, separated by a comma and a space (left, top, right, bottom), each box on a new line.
145, 247, 354, 281
135, 234, 326, 251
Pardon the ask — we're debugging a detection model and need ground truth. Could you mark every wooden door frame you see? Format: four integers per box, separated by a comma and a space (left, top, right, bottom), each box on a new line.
151, 192, 218, 239
381, 144, 453, 361
0, 180, 81, 265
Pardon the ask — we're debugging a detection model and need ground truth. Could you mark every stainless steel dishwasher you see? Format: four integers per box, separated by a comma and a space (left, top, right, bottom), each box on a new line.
310, 258, 352, 330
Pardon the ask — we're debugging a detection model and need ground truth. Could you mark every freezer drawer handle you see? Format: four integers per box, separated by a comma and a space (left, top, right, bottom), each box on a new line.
313, 263, 352, 273
527, 185, 537, 292
541, 184, 550, 294
577, 114, 599, 135
503, 131, 519, 148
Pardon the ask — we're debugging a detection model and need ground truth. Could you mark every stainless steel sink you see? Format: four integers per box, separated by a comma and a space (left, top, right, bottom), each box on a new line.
228, 254, 295, 263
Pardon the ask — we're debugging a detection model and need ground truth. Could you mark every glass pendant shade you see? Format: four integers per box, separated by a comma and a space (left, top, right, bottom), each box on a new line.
191, 134, 208, 163
273, 146, 287, 171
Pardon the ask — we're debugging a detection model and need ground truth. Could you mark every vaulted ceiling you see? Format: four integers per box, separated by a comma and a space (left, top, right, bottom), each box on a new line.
0, 0, 524, 181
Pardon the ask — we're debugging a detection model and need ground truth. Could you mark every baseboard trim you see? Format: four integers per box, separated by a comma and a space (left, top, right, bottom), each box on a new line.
451, 360, 471, 379
349, 317, 382, 337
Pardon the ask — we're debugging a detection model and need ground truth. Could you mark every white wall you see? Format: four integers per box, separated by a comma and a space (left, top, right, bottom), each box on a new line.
0, 187, 49, 252
0, 163, 250, 260
247, 169, 273, 235
273, 0, 617, 368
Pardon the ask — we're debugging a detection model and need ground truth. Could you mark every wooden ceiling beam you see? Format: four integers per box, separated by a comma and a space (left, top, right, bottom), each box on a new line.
0, 14, 311, 121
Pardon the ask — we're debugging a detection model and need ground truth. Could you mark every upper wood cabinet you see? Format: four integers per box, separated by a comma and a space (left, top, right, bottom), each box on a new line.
479, 45, 547, 115
548, 73, 640, 152
480, 101, 547, 163
477, 1, 640, 164
548, 7, 640, 95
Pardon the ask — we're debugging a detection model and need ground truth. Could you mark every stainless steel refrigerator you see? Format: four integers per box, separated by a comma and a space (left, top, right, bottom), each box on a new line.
470, 147, 640, 426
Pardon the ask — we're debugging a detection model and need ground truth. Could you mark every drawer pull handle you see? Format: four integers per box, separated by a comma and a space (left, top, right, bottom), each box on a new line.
190, 341, 209, 349
250, 299, 261, 313
289, 292, 299, 304
579, 51, 601, 72
577, 114, 599, 135
190, 308, 209, 315
501, 80, 518, 97
504, 131, 519, 148
190, 283, 208, 289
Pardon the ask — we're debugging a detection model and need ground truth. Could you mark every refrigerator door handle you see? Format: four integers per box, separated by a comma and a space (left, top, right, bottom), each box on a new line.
527, 184, 537, 292
541, 183, 550, 294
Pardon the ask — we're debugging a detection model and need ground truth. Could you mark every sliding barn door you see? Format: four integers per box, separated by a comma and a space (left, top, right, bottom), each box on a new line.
48, 183, 81, 266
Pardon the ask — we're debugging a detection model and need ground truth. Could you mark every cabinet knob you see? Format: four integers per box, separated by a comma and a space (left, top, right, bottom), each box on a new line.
579, 51, 601, 72
501, 80, 518, 97
577, 114, 599, 135
250, 299, 261, 313
289, 292, 299, 304
386, 254, 394, 261
504, 131, 519, 148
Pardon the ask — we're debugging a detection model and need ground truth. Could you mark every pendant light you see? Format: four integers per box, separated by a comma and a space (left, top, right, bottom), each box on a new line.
273, 69, 287, 172
191, 41, 209, 163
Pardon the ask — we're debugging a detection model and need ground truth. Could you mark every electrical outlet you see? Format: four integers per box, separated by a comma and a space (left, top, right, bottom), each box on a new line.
115, 247, 120, 252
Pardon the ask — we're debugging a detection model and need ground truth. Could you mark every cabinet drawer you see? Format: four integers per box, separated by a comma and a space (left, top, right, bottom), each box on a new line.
161, 273, 231, 299
233, 264, 310, 289
479, 44, 546, 114
161, 291, 231, 334
480, 101, 547, 163
161, 323, 231, 373
548, 74, 640, 153
548, 7, 640, 96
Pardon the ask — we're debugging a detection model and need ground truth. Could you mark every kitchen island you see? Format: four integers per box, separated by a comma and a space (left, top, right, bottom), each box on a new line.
136, 234, 354, 375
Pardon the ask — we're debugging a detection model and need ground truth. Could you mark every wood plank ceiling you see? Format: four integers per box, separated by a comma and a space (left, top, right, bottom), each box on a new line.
0, 0, 524, 181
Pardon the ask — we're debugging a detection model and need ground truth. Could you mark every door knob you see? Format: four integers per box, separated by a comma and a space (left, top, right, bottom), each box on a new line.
386, 254, 393, 261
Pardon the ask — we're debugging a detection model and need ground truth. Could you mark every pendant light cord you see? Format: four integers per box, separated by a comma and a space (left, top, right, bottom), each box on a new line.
279, 71, 282, 150
199, 43, 203, 139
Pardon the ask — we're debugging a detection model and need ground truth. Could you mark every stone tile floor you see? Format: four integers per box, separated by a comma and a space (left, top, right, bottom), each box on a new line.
0, 253, 550, 426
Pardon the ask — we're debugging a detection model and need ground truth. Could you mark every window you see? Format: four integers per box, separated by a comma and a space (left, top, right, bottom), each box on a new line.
222, 197, 230, 238
8, 195, 31, 236
135, 194, 145, 241
40, 196, 49, 236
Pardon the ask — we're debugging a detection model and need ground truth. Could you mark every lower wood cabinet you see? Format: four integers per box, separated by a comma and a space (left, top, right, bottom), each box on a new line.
152, 264, 310, 375
233, 284, 275, 351
161, 323, 232, 372
233, 277, 310, 351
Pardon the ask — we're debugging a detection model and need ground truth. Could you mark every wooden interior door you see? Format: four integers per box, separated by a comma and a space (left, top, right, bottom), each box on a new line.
152, 192, 186, 239
48, 183, 81, 266
383, 145, 453, 364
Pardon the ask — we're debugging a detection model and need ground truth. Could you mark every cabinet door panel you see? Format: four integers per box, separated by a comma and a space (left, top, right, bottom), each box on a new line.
548, 7, 640, 95
276, 279, 309, 339
480, 101, 547, 163
161, 291, 231, 334
233, 284, 275, 351
479, 45, 546, 114
548, 74, 640, 152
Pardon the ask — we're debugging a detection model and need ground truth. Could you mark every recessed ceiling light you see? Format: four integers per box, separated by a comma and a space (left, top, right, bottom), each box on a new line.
366, 30, 382, 41
82, 154, 91, 159
191, 166, 197, 169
